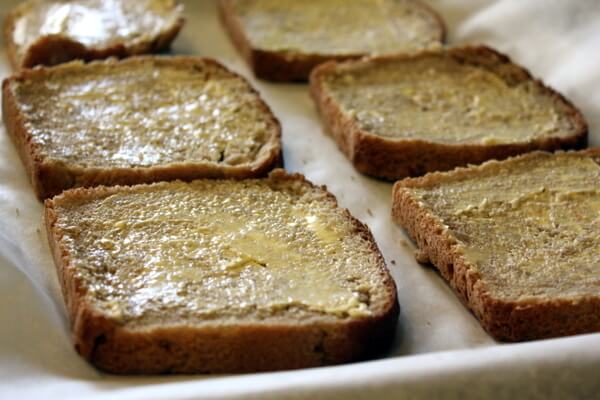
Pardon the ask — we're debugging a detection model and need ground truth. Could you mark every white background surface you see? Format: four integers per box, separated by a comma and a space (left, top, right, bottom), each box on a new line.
0, 0, 599, 398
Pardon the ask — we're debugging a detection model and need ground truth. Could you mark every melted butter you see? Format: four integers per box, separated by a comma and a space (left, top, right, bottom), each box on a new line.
323, 55, 576, 144
12, 58, 274, 168
304, 214, 339, 244
231, 0, 442, 55
409, 153, 600, 300
11, 0, 182, 65
53, 179, 382, 323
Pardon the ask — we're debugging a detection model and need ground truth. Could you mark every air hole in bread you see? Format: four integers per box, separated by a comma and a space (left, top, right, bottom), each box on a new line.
446, 263, 454, 280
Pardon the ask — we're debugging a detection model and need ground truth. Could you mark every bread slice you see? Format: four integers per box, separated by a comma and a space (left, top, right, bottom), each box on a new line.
218, 0, 445, 82
4, 0, 185, 70
310, 46, 588, 180
2, 56, 282, 200
392, 150, 600, 341
44, 169, 399, 374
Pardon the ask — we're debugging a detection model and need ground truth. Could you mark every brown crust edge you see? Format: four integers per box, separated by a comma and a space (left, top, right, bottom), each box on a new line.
391, 149, 600, 341
217, 0, 446, 82
2, 56, 283, 201
309, 45, 589, 180
44, 169, 399, 374
3, 2, 186, 70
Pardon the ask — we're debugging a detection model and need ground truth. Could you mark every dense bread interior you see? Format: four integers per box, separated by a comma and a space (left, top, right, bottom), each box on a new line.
402, 152, 600, 301
9, 57, 277, 168
49, 174, 390, 327
229, 0, 442, 55
319, 50, 579, 144
9, 0, 183, 66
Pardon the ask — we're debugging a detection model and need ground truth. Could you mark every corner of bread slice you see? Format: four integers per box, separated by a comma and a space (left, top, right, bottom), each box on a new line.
392, 150, 600, 341
45, 176, 399, 373
218, 0, 315, 82
45, 193, 113, 361
3, 75, 73, 199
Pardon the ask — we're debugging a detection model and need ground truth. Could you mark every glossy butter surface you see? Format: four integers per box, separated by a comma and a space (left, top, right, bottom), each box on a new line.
323, 55, 576, 144
13, 58, 274, 168
409, 153, 600, 300
53, 178, 382, 323
231, 0, 442, 55
12, 0, 182, 60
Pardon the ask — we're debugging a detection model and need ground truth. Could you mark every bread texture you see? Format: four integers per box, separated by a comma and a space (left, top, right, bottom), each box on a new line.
218, 0, 445, 82
2, 56, 282, 200
4, 0, 185, 70
392, 150, 600, 341
45, 169, 399, 374
310, 45, 588, 180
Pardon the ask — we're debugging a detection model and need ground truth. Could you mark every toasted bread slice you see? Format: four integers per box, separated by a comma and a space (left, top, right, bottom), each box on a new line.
44, 170, 399, 374
4, 0, 185, 70
392, 150, 600, 341
310, 46, 587, 180
2, 56, 282, 200
218, 0, 445, 81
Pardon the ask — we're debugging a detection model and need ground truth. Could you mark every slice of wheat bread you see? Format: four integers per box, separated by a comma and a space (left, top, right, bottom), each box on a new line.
218, 0, 445, 82
2, 56, 282, 200
44, 169, 399, 374
310, 45, 588, 180
3, 0, 185, 70
392, 149, 600, 341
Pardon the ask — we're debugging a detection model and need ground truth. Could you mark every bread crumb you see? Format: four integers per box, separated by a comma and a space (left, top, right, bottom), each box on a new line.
398, 237, 413, 249
367, 208, 373, 217
391, 260, 396, 265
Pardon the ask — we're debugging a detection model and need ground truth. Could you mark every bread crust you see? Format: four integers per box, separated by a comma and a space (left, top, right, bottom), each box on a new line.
310, 45, 588, 180
44, 170, 399, 373
3, 1, 185, 70
217, 0, 446, 82
2, 56, 283, 200
391, 150, 600, 341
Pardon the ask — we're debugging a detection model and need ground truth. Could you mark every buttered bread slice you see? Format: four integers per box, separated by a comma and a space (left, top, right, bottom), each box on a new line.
3, 56, 282, 199
4, 0, 184, 69
45, 170, 399, 373
218, 0, 445, 81
310, 46, 587, 180
392, 150, 600, 341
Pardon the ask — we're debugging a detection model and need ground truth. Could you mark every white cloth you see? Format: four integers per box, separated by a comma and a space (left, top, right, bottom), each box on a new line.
0, 1, 598, 398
